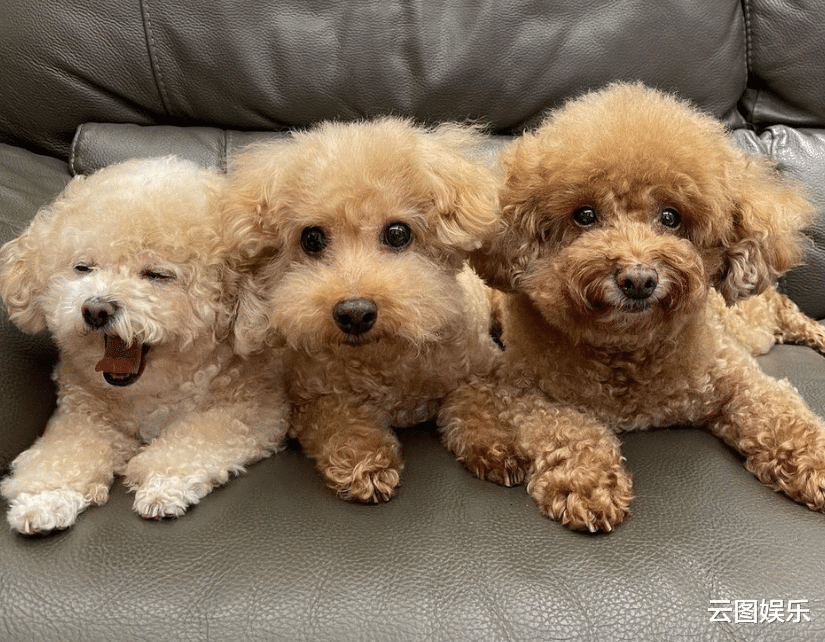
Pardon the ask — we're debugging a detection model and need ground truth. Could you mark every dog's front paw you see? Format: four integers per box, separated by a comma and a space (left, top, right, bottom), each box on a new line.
439, 381, 529, 487
440, 408, 529, 487
526, 449, 633, 532
132, 475, 209, 519
746, 447, 825, 511
6, 490, 91, 535
458, 441, 530, 487
323, 446, 403, 504
790, 468, 825, 511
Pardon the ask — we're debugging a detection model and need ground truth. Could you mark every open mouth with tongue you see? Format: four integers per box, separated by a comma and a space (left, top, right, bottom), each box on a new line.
95, 335, 149, 386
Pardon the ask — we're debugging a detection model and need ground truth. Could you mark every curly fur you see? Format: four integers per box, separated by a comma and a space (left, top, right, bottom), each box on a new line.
440, 82, 825, 531
0, 157, 289, 534
221, 117, 502, 503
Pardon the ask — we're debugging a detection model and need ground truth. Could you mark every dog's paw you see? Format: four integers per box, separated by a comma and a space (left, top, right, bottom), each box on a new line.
132, 475, 209, 519
459, 441, 530, 487
793, 469, 825, 512
439, 382, 529, 487
323, 446, 403, 504
6, 490, 91, 535
746, 447, 825, 511
526, 449, 633, 532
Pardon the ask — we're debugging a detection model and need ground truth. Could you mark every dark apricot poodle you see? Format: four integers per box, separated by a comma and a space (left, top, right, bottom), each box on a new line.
440, 82, 825, 532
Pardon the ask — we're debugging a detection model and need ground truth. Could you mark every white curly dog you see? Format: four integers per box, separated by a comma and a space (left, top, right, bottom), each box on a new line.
0, 157, 289, 534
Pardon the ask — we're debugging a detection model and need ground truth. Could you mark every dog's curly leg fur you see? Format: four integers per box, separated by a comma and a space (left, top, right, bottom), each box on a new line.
125, 408, 285, 519
518, 396, 633, 532
1, 413, 140, 534
769, 289, 825, 355
721, 288, 825, 357
711, 364, 825, 510
293, 399, 403, 503
438, 376, 530, 486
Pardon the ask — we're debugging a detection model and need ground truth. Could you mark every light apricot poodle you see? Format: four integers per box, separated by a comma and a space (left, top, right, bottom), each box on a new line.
440, 82, 825, 531
0, 157, 289, 534
221, 117, 502, 503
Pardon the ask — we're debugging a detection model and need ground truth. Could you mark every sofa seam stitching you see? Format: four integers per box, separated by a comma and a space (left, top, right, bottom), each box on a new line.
741, 0, 759, 126
220, 130, 229, 173
742, 0, 753, 80
68, 123, 83, 176
140, 0, 173, 117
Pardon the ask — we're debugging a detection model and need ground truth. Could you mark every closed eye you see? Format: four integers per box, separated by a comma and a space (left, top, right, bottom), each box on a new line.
140, 268, 176, 281
74, 263, 96, 274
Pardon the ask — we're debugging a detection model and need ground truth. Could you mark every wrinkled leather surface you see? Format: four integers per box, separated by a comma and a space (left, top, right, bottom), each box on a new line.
3, 1, 825, 641
1, 0, 748, 159
2, 421, 825, 642
742, 0, 825, 127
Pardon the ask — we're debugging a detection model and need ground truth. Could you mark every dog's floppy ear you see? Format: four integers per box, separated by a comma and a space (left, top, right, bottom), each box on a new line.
220, 142, 290, 355
716, 152, 815, 304
421, 124, 501, 254
0, 223, 48, 333
469, 133, 544, 292
0, 187, 73, 333
191, 168, 242, 345
212, 267, 271, 356
470, 197, 545, 293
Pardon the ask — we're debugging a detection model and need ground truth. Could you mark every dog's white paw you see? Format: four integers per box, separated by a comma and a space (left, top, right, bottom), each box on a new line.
132, 475, 209, 519
7, 490, 91, 535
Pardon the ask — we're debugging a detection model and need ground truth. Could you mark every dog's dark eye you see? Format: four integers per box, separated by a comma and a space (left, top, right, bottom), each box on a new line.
300, 226, 328, 255
74, 263, 95, 274
573, 206, 598, 227
141, 268, 176, 281
382, 222, 413, 250
659, 207, 681, 229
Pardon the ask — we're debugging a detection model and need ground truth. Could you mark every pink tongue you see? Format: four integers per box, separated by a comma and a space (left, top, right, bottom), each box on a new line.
95, 336, 141, 375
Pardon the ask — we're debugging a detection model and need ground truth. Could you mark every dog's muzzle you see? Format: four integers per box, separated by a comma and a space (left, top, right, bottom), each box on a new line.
333, 298, 378, 336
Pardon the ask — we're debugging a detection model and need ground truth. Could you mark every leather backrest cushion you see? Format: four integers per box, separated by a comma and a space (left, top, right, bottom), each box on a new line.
69, 124, 286, 175
1, 0, 747, 159
742, 0, 825, 128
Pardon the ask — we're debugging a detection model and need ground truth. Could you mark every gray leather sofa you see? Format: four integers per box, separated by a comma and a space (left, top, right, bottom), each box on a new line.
2, 1, 825, 640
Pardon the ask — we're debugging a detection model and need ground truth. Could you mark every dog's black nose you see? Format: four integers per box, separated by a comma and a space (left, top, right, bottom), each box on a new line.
616, 265, 659, 300
333, 298, 378, 336
82, 297, 118, 329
